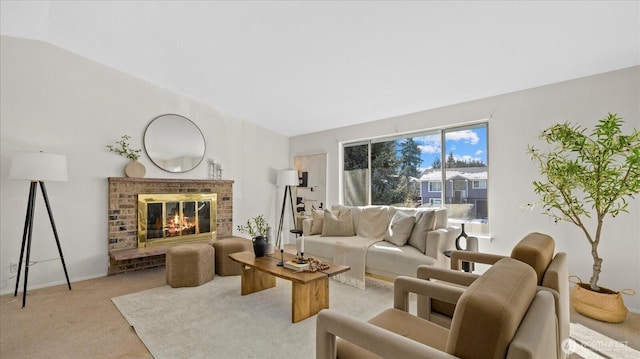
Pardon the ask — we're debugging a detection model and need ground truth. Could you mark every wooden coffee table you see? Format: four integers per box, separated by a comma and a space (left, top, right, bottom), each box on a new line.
228, 251, 350, 323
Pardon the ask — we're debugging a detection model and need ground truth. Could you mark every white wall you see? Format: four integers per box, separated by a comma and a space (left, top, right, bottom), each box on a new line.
0, 35, 290, 294
290, 66, 640, 312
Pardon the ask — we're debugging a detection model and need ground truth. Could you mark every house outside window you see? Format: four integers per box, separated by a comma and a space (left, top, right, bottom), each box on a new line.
342, 122, 489, 235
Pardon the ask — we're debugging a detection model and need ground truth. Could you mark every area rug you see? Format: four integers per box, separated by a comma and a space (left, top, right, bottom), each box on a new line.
114, 276, 639, 359
112, 276, 396, 359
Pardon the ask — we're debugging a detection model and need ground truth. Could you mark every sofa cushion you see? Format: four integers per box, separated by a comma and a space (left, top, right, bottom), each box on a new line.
408, 210, 436, 254
310, 209, 325, 235
366, 241, 436, 278
433, 208, 448, 229
322, 209, 355, 236
383, 211, 415, 246
357, 206, 390, 238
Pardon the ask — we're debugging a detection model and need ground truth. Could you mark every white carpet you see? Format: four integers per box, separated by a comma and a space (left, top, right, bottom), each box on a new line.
112, 275, 396, 359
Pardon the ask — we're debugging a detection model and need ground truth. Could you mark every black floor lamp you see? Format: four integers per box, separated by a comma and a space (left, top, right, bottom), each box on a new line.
275, 170, 298, 249
9, 151, 72, 307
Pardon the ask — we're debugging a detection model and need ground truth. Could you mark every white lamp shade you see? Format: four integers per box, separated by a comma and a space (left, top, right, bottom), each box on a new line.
277, 169, 298, 186
10, 152, 68, 182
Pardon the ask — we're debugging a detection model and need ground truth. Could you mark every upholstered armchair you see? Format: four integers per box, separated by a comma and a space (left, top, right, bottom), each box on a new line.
417, 232, 569, 358
316, 258, 558, 359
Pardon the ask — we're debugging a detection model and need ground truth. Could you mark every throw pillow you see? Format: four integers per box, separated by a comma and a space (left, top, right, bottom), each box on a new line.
357, 206, 390, 238
321, 209, 355, 236
332, 205, 361, 234
383, 211, 415, 246
310, 209, 324, 235
408, 210, 436, 254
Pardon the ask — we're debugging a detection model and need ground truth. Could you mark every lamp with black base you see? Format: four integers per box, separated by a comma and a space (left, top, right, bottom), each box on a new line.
10, 151, 72, 307
275, 170, 298, 266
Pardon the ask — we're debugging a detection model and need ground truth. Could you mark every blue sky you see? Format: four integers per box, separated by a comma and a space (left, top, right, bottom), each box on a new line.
411, 127, 488, 171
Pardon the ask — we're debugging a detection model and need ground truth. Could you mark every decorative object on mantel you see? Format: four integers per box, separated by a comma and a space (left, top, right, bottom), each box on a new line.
107, 134, 145, 178
528, 113, 640, 323
209, 159, 223, 179
9, 151, 72, 307
237, 215, 271, 257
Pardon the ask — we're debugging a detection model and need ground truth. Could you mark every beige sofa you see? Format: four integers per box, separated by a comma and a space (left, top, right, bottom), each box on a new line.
297, 205, 458, 286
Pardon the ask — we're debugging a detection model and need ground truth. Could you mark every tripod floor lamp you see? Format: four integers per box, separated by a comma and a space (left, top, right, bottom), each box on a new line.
10, 151, 72, 307
275, 170, 298, 248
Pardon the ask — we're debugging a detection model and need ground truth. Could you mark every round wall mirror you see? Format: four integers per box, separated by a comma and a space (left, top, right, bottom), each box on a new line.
144, 114, 206, 173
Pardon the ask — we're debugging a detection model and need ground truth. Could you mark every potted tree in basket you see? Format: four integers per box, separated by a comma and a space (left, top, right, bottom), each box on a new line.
528, 113, 639, 322
237, 214, 271, 257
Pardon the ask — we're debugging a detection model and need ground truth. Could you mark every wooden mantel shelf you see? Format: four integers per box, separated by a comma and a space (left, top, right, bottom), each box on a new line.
108, 177, 234, 184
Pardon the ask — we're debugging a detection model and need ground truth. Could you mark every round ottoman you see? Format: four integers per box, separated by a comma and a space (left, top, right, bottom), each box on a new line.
212, 237, 253, 275
166, 243, 215, 288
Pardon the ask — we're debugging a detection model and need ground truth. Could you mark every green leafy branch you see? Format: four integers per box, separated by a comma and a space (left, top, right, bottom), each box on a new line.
236, 214, 270, 238
107, 135, 142, 161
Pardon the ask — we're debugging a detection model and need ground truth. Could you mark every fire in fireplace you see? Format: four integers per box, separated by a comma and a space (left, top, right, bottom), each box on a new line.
137, 193, 217, 248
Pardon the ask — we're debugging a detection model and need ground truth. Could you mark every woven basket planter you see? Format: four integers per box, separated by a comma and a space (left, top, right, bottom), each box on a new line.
570, 280, 634, 323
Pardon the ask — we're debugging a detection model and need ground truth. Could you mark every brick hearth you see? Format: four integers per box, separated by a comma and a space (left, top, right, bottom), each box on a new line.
107, 177, 233, 275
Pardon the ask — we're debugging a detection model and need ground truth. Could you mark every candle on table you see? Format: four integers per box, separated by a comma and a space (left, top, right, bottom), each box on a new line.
301, 234, 305, 254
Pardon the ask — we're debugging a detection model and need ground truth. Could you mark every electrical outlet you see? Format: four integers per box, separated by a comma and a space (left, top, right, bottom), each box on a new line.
10, 263, 18, 273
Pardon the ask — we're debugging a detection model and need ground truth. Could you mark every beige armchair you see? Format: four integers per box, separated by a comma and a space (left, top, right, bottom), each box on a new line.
417, 232, 569, 358
316, 258, 558, 359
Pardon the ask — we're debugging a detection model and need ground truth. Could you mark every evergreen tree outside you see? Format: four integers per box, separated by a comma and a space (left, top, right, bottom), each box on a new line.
431, 157, 442, 169
344, 144, 368, 170
398, 138, 422, 205
399, 138, 422, 178
371, 141, 404, 205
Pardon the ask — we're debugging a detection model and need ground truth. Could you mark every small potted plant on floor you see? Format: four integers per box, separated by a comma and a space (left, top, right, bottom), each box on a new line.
528, 113, 639, 322
237, 215, 271, 257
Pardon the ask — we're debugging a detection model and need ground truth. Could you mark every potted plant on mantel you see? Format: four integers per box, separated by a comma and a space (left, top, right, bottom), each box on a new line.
107, 134, 145, 178
528, 113, 639, 323
237, 214, 271, 257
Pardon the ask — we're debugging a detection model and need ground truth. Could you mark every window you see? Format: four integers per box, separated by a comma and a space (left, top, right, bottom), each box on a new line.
342, 122, 489, 234
428, 181, 442, 192
453, 180, 467, 190
472, 180, 487, 189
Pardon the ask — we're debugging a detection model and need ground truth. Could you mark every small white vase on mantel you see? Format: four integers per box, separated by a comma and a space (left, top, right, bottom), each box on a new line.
124, 160, 146, 178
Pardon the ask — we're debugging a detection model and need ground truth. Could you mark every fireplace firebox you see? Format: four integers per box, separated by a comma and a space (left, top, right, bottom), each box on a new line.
137, 193, 217, 248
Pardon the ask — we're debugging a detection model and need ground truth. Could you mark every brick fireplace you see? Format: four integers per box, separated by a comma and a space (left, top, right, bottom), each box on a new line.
107, 177, 233, 275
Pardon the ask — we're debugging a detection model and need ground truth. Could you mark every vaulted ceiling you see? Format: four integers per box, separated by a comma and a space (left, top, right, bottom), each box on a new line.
1, 1, 638, 136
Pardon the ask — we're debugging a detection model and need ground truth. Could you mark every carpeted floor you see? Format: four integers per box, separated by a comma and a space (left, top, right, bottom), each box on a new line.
1, 266, 639, 358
